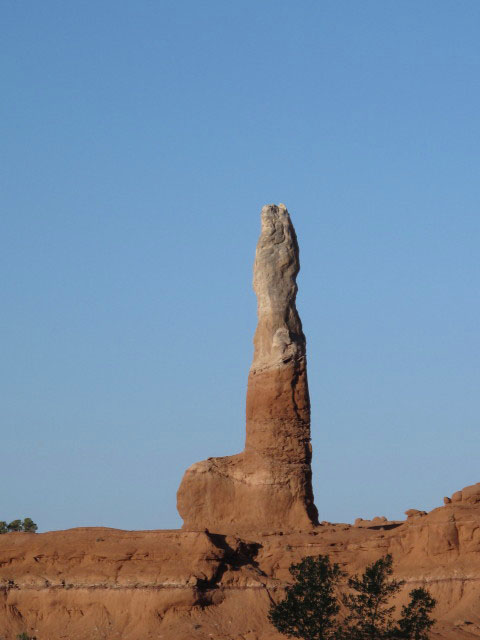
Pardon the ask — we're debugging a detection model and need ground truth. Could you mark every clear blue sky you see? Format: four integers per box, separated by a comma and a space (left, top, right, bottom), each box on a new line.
2, 1, 479, 532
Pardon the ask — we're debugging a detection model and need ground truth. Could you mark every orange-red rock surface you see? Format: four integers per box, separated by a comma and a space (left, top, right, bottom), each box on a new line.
2, 485, 480, 639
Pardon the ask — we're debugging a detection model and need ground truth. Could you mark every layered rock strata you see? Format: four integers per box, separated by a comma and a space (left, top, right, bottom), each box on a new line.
3, 486, 480, 639
177, 204, 318, 533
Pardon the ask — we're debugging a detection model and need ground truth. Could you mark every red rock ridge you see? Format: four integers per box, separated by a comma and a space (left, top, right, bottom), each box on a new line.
2, 486, 480, 639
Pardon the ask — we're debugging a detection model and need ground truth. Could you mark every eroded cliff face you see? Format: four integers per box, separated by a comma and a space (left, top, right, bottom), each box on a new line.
3, 486, 480, 639
177, 204, 318, 534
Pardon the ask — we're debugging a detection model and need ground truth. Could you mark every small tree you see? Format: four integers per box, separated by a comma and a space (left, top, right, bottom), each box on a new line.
0, 521, 8, 534
7, 520, 23, 532
22, 518, 38, 533
342, 554, 404, 639
268, 554, 436, 640
394, 588, 436, 640
269, 555, 345, 640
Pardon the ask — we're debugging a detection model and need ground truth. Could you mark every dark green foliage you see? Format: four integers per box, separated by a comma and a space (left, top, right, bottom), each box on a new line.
342, 554, 404, 639
268, 555, 345, 640
394, 588, 436, 640
7, 520, 23, 532
17, 633, 36, 640
0, 518, 38, 534
269, 553, 436, 640
22, 518, 38, 533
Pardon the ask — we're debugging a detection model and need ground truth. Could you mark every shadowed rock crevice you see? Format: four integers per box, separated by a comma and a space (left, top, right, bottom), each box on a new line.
195, 534, 263, 592
177, 204, 319, 534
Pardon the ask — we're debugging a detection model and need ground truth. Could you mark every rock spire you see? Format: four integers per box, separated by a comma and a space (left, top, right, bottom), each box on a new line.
177, 204, 318, 533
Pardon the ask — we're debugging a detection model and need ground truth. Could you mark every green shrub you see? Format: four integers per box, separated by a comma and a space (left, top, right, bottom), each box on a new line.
22, 518, 38, 533
342, 553, 404, 638
0, 518, 38, 534
269, 555, 345, 640
269, 554, 436, 640
7, 520, 23, 532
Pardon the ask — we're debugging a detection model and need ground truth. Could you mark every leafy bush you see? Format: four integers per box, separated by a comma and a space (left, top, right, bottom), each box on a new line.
0, 518, 38, 534
7, 520, 23, 532
342, 554, 404, 638
394, 588, 436, 640
268, 555, 345, 640
269, 554, 436, 640
22, 518, 38, 533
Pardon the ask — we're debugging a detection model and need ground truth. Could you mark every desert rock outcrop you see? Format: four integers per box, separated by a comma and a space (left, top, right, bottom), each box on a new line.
449, 483, 480, 505
3, 486, 480, 639
177, 204, 318, 533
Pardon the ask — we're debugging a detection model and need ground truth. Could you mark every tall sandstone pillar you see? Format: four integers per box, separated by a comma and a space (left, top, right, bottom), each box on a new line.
177, 204, 318, 534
